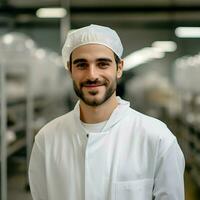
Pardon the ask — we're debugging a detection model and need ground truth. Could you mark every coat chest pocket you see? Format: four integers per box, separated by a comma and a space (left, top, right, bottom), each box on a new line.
114, 179, 153, 200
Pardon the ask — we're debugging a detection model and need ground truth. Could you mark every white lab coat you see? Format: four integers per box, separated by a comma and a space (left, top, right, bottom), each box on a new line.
29, 97, 185, 200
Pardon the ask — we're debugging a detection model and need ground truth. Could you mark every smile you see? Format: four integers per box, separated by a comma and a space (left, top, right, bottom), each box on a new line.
83, 85, 104, 90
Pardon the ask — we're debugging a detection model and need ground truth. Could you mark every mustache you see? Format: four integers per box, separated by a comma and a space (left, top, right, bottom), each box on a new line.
80, 79, 106, 87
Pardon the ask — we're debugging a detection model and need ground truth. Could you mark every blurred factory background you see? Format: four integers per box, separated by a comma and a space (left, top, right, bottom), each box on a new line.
0, 0, 200, 199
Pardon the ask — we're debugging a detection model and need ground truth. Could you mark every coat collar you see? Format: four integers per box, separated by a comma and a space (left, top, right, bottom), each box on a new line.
73, 97, 130, 137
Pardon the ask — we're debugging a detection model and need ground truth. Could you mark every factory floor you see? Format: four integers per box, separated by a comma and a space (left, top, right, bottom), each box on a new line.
7, 158, 32, 200
7, 159, 200, 200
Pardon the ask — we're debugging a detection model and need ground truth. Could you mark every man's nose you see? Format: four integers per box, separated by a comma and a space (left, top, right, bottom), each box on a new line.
87, 65, 98, 80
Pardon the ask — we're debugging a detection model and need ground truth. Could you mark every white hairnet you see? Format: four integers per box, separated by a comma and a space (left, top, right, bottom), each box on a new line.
62, 24, 123, 68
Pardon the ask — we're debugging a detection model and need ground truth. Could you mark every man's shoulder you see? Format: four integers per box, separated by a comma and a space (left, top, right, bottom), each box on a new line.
36, 110, 75, 138
128, 107, 176, 141
45, 110, 73, 127
127, 108, 177, 156
128, 107, 165, 126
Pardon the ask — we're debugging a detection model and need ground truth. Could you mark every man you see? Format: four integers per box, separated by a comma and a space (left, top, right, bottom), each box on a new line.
29, 24, 185, 200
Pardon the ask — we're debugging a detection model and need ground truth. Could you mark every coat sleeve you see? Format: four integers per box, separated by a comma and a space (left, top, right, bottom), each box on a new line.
28, 137, 48, 200
153, 139, 185, 200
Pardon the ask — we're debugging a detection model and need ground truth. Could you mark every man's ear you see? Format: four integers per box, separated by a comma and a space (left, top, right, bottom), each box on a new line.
117, 60, 124, 79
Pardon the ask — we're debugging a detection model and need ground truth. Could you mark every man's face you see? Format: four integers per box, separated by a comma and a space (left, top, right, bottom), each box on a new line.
69, 44, 123, 107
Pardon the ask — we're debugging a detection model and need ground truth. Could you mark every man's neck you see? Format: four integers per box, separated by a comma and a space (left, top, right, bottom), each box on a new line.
79, 95, 118, 124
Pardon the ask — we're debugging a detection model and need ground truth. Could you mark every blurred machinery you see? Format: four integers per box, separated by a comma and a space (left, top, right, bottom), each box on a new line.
0, 32, 69, 199
174, 54, 200, 187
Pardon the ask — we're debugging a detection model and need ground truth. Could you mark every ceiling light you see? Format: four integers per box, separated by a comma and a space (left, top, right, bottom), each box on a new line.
123, 47, 165, 71
36, 8, 67, 18
35, 49, 46, 59
152, 41, 177, 52
175, 27, 200, 38
2, 34, 14, 44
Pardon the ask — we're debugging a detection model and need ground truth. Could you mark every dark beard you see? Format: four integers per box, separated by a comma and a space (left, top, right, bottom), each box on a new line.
73, 78, 117, 107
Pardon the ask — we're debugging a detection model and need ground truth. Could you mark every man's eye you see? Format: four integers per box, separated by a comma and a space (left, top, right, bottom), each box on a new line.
76, 63, 87, 69
98, 62, 109, 68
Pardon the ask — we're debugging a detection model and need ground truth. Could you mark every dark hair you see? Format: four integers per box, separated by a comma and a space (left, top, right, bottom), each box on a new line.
68, 52, 121, 71
114, 53, 121, 64
69, 53, 72, 71
114, 53, 121, 68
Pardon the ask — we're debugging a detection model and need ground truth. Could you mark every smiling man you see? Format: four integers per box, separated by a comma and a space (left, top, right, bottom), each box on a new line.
72, 45, 119, 103
29, 24, 185, 200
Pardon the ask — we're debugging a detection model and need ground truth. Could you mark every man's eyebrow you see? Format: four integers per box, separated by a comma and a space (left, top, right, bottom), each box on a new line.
96, 58, 113, 62
73, 57, 113, 65
73, 58, 87, 65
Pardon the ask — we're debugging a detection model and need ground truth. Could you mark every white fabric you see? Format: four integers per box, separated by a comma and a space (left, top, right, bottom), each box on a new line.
61, 24, 123, 68
81, 120, 107, 133
29, 97, 185, 200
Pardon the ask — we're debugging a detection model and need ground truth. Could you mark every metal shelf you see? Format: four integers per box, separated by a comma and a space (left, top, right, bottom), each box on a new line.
0, 62, 34, 200
1, 60, 7, 200
0, 138, 26, 161
7, 97, 26, 107
7, 138, 26, 157
9, 122, 26, 133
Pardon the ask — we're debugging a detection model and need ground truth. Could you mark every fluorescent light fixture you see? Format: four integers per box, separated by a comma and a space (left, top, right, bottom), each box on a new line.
175, 27, 200, 38
35, 49, 46, 59
25, 39, 35, 49
152, 41, 177, 52
123, 47, 165, 71
2, 34, 14, 44
36, 8, 67, 18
